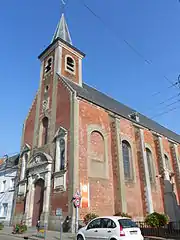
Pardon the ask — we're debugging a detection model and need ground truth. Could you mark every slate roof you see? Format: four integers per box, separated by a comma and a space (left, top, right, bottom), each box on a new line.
62, 76, 180, 144
51, 13, 72, 45
0, 154, 19, 171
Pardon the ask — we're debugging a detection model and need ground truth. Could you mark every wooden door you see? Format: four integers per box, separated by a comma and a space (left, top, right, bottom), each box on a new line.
32, 179, 44, 226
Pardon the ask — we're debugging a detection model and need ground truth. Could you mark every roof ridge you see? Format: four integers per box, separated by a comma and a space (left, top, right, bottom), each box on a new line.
63, 77, 180, 143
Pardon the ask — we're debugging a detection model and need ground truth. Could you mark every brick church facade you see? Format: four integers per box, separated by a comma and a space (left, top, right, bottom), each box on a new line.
14, 13, 180, 230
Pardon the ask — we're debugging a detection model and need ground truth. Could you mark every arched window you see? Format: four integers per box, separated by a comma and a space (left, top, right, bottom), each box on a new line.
55, 127, 67, 172
90, 131, 105, 162
66, 56, 75, 73
45, 57, 53, 74
164, 154, 171, 171
60, 138, 65, 170
42, 117, 48, 145
146, 148, 154, 183
122, 140, 132, 180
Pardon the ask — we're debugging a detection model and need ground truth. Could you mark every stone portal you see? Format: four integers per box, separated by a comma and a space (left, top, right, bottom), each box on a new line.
32, 178, 44, 226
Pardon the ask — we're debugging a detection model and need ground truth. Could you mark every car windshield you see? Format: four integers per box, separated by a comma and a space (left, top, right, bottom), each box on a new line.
118, 219, 138, 229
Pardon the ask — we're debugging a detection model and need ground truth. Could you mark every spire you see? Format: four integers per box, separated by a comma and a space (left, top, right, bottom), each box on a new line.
51, 13, 72, 45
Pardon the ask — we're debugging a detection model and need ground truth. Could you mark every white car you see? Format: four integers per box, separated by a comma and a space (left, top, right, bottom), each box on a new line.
77, 216, 144, 240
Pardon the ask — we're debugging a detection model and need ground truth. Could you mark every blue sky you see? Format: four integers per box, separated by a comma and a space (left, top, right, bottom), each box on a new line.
0, 0, 180, 157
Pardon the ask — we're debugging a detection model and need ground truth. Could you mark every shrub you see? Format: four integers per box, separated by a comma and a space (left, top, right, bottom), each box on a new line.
0, 222, 4, 230
114, 212, 132, 218
145, 212, 169, 227
13, 222, 27, 234
84, 213, 99, 225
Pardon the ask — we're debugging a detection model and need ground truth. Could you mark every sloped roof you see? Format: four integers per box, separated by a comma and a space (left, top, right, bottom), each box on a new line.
0, 154, 19, 171
51, 13, 72, 45
62, 76, 180, 144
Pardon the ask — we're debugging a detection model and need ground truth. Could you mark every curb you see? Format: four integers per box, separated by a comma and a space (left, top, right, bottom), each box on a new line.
0, 231, 76, 240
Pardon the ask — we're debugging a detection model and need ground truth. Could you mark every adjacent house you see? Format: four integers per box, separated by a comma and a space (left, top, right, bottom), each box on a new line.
0, 154, 19, 226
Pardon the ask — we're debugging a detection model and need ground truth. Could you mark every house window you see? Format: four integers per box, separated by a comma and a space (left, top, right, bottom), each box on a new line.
122, 140, 133, 181
146, 148, 155, 183
10, 178, 15, 189
2, 180, 6, 192
42, 117, 49, 145
45, 57, 53, 74
65, 56, 75, 73
3, 203, 8, 217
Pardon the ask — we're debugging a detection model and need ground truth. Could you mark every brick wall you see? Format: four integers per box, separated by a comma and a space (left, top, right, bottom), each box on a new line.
79, 100, 114, 218
61, 48, 80, 84
23, 95, 37, 147
49, 77, 71, 216
144, 129, 164, 213
119, 119, 144, 218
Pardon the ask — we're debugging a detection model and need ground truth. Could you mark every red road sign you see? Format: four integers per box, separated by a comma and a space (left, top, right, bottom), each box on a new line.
74, 199, 80, 208
73, 191, 81, 208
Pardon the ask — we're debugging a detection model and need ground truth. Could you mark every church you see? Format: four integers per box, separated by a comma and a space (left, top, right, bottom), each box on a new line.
14, 12, 180, 231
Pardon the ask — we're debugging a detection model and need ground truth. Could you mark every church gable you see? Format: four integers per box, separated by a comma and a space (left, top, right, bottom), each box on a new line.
23, 93, 38, 148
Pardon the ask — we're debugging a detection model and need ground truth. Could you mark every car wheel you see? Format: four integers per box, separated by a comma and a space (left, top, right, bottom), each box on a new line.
77, 234, 83, 240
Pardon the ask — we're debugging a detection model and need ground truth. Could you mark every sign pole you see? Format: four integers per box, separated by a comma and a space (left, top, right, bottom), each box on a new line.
60, 217, 62, 240
76, 206, 79, 233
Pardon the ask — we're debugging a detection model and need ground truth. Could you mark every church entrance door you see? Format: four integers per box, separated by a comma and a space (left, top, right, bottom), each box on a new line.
32, 179, 44, 226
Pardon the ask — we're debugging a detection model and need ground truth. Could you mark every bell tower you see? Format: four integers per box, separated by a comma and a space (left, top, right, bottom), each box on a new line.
38, 13, 85, 87
32, 12, 85, 149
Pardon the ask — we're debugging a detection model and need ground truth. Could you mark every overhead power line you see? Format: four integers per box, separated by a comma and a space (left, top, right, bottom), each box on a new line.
79, 0, 179, 93
151, 105, 180, 119
156, 93, 180, 106
146, 93, 180, 113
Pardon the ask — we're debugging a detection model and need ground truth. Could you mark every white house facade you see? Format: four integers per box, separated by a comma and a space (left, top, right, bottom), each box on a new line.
0, 154, 19, 226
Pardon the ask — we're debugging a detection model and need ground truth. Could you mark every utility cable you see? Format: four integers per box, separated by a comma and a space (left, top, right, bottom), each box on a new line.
151, 105, 180, 119
79, 0, 179, 96
146, 93, 180, 113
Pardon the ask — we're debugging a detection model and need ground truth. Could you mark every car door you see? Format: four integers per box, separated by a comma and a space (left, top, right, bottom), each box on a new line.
84, 218, 102, 240
101, 218, 117, 240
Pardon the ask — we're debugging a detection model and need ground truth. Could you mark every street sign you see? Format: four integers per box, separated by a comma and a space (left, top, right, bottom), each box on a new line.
56, 208, 62, 216
75, 198, 80, 208
72, 190, 81, 208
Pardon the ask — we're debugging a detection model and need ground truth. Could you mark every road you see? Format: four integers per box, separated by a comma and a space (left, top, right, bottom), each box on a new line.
0, 235, 19, 240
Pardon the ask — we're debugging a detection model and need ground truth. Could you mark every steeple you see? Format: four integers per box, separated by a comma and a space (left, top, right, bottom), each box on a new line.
51, 13, 72, 45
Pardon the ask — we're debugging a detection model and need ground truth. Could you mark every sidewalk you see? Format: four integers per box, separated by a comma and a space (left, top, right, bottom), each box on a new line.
0, 226, 76, 240
0, 227, 178, 240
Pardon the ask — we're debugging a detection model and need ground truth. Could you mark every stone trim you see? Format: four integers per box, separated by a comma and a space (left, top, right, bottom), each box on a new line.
120, 135, 136, 183
87, 124, 109, 179
69, 93, 80, 233
139, 128, 154, 214
173, 144, 180, 177
44, 56, 54, 77
65, 54, 76, 76
164, 151, 172, 171
144, 143, 156, 185
114, 118, 127, 213
55, 129, 68, 173
57, 73, 76, 94
32, 63, 44, 148
78, 58, 82, 86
